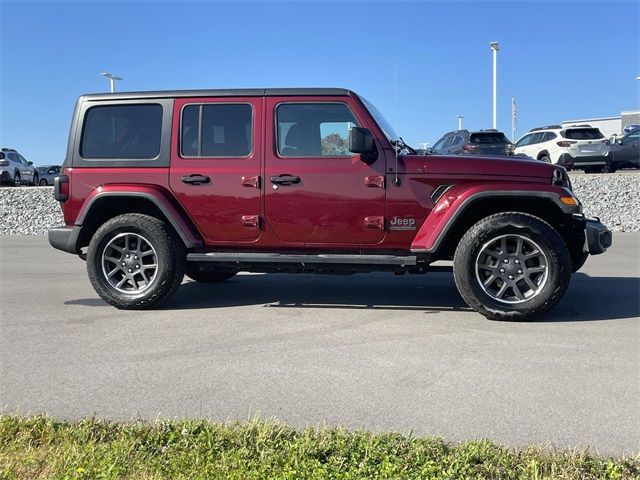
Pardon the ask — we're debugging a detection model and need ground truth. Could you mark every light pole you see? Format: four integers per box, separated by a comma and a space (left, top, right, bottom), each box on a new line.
456, 114, 464, 130
101, 72, 122, 93
490, 42, 499, 129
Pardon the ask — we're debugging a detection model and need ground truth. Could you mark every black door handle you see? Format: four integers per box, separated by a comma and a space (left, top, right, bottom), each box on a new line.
270, 174, 301, 186
181, 174, 210, 185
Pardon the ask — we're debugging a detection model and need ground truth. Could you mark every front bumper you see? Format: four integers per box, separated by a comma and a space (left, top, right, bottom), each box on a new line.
48, 225, 81, 254
583, 217, 612, 255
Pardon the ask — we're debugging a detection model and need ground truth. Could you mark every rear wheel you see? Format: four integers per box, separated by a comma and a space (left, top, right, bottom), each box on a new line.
453, 212, 571, 321
539, 155, 551, 163
31, 173, 39, 186
185, 263, 237, 283
87, 214, 186, 309
39, 178, 48, 186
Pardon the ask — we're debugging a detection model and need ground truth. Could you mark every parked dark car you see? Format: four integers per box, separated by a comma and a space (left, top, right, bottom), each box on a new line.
430, 129, 513, 156
609, 130, 640, 172
36, 165, 62, 185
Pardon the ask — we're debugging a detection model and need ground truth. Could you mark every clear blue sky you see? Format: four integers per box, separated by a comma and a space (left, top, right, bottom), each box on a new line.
1, 0, 638, 165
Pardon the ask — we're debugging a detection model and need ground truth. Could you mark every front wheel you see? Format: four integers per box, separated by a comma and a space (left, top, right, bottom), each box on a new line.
453, 212, 571, 321
86, 214, 186, 309
31, 173, 39, 186
39, 178, 48, 186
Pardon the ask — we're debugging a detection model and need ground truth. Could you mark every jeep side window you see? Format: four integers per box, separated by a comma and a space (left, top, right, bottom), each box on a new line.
276, 103, 359, 157
181, 103, 252, 158
81, 104, 163, 159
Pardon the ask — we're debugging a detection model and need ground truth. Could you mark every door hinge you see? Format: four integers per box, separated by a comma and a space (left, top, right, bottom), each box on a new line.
364, 175, 385, 188
241, 215, 261, 228
242, 175, 260, 188
364, 216, 385, 229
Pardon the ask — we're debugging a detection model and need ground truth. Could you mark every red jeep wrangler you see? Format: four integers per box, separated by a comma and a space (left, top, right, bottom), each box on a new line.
49, 88, 611, 320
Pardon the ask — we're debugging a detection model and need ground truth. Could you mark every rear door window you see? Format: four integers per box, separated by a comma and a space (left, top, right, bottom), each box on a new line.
542, 132, 557, 142
81, 104, 163, 159
563, 128, 604, 140
181, 103, 253, 157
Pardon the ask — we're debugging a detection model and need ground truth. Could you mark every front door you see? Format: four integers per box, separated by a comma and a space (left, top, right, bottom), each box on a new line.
169, 97, 263, 244
264, 98, 386, 247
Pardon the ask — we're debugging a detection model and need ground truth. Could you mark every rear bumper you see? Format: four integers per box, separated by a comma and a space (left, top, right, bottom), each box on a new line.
558, 153, 610, 169
583, 218, 612, 255
48, 225, 81, 254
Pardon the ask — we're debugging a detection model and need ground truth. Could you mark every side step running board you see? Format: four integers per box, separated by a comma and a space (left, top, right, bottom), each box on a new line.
187, 252, 417, 266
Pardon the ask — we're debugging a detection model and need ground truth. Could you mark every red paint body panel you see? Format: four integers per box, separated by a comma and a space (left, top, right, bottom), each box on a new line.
168, 97, 263, 245
410, 182, 571, 252
263, 96, 386, 247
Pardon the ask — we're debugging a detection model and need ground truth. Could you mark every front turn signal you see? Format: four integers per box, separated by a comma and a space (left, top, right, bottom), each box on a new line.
560, 196, 578, 206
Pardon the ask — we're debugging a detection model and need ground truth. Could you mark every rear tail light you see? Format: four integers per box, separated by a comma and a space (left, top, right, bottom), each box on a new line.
556, 141, 577, 147
462, 144, 478, 152
0, 160, 9, 167
54, 175, 69, 202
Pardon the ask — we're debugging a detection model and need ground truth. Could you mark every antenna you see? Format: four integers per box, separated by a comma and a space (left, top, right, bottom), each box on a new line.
393, 63, 400, 186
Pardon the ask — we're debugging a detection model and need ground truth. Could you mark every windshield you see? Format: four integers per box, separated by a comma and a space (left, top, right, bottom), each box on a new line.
470, 132, 510, 144
358, 95, 399, 141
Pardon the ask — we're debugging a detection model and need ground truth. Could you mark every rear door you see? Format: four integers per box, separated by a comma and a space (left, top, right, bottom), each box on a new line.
169, 97, 263, 245
264, 97, 386, 247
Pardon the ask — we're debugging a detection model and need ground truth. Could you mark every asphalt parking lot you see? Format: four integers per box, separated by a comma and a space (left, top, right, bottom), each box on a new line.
1, 234, 638, 456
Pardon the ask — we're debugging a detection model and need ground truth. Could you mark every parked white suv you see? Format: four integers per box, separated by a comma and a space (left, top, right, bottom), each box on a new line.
0, 148, 39, 185
513, 125, 611, 172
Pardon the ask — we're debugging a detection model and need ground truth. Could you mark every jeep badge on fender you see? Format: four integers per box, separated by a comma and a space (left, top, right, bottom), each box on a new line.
48, 88, 612, 320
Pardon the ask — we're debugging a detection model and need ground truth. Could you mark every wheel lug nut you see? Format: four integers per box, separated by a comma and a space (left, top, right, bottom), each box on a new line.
508, 275, 514, 280
134, 256, 138, 260
515, 259, 520, 264
518, 269, 523, 274
503, 259, 509, 264
136, 265, 140, 269
121, 262, 126, 266
500, 268, 505, 273
128, 268, 133, 273
126, 254, 130, 258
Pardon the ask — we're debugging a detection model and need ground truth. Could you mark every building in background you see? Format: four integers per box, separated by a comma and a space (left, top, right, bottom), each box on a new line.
562, 110, 640, 137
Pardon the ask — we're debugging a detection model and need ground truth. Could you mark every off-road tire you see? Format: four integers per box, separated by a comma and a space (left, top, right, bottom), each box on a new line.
539, 155, 551, 163
185, 263, 237, 283
87, 214, 185, 309
453, 212, 571, 321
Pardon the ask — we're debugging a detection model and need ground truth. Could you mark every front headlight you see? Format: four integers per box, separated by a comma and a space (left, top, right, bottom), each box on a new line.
552, 167, 572, 191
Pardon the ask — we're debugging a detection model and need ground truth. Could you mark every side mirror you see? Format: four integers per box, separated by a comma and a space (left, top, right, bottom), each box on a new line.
28, 161, 33, 166
616, 137, 623, 145
349, 127, 375, 154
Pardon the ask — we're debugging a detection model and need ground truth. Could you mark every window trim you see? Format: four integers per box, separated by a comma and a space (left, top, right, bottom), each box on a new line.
274, 101, 360, 159
179, 102, 254, 159
79, 103, 164, 161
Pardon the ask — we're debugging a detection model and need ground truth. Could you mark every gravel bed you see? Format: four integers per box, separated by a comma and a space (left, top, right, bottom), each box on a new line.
1, 173, 638, 235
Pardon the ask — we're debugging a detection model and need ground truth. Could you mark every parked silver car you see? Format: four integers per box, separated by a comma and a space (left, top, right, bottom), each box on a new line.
36, 165, 61, 186
0, 148, 39, 186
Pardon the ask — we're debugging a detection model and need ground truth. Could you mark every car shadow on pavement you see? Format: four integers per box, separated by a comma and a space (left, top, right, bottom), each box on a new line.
65, 273, 639, 322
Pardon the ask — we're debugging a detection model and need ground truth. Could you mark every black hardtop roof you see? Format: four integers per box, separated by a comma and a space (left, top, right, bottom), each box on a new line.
81, 88, 354, 102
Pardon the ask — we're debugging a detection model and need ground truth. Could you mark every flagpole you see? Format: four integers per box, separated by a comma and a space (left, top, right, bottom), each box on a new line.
511, 95, 516, 142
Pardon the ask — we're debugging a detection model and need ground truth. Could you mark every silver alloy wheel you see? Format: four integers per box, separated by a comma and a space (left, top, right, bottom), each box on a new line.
475, 234, 549, 304
101, 232, 158, 294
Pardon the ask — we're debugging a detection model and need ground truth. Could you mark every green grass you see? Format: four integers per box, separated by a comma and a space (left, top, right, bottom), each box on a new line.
1, 416, 638, 480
